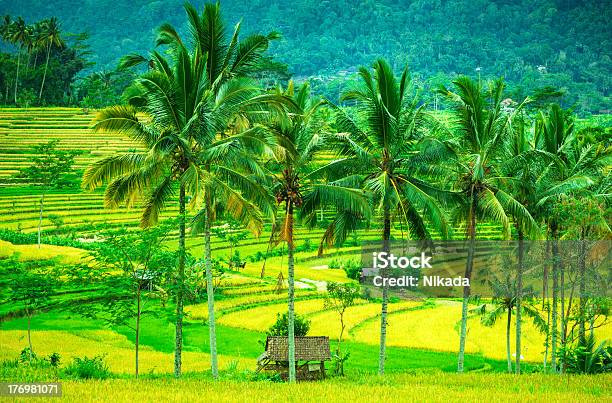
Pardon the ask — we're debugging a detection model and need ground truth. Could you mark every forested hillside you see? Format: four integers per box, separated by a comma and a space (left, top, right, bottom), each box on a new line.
1, 0, 610, 112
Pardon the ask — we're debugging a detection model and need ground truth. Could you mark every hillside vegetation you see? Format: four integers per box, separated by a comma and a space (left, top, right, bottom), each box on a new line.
1, 0, 610, 112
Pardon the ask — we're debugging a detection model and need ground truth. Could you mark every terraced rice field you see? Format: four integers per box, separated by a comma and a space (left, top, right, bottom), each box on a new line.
3, 107, 577, 375
0, 108, 139, 182
0, 329, 249, 374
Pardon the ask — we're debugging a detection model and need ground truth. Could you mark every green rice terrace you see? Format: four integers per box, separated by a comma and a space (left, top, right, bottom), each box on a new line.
1, 107, 610, 379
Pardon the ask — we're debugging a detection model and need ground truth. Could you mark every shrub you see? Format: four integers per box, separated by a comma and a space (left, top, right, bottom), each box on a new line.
343, 259, 362, 280
328, 258, 341, 269
298, 238, 313, 252
18, 347, 38, 364
560, 335, 611, 374
64, 355, 110, 379
267, 312, 310, 337
0, 229, 98, 250
47, 353, 61, 368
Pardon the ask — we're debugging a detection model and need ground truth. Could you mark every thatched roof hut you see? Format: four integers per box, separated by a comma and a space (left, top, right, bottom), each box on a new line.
264, 336, 331, 362
257, 336, 331, 380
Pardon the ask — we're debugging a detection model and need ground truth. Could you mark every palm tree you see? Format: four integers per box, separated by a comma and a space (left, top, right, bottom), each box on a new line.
471, 276, 546, 373
499, 114, 552, 373
437, 76, 538, 372
0, 15, 11, 40
534, 104, 611, 371
266, 81, 370, 382
8, 17, 27, 104
1, 15, 12, 103
331, 59, 452, 374
94, 1, 285, 378
38, 17, 64, 99
22, 25, 34, 71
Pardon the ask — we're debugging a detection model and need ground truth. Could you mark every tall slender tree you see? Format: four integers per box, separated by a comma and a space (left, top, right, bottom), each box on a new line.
534, 104, 611, 371
331, 59, 452, 374
437, 77, 538, 372
1, 15, 13, 103
8, 17, 27, 103
87, 1, 286, 378
267, 81, 369, 382
38, 17, 64, 99
471, 278, 546, 373
499, 114, 551, 374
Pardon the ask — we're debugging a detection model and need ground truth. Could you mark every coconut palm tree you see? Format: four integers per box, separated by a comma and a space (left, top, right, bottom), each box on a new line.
38, 17, 64, 99
471, 276, 546, 373
266, 81, 370, 382
92, 1, 286, 378
437, 76, 538, 372
331, 59, 453, 374
533, 104, 611, 371
1, 15, 12, 103
0, 15, 11, 40
498, 114, 555, 373
8, 17, 27, 103
84, 56, 269, 381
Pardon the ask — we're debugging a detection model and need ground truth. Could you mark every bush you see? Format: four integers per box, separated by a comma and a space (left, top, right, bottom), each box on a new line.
267, 312, 310, 337
64, 355, 110, 379
18, 347, 38, 364
328, 258, 341, 269
297, 238, 313, 252
47, 352, 61, 368
343, 259, 362, 280
0, 229, 97, 250
560, 335, 611, 374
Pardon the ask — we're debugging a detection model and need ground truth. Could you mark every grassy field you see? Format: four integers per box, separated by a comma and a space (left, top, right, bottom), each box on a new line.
6, 373, 606, 402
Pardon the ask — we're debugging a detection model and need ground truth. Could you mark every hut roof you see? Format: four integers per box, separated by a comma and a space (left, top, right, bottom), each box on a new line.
264, 336, 331, 361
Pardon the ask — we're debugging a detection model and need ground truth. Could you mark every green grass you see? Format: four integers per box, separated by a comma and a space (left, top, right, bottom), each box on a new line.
1, 309, 507, 374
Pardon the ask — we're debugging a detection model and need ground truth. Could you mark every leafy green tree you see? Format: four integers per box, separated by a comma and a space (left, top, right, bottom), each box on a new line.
267, 81, 369, 382
437, 76, 538, 372
331, 59, 451, 374
73, 225, 174, 377
267, 312, 310, 337
15, 140, 79, 248
1, 257, 58, 362
324, 282, 360, 375
211, 222, 249, 268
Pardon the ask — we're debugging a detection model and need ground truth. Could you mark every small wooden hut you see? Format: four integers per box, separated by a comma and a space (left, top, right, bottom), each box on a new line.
257, 336, 331, 380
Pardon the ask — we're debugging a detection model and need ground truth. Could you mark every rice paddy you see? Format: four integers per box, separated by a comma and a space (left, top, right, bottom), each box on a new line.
1, 108, 609, 400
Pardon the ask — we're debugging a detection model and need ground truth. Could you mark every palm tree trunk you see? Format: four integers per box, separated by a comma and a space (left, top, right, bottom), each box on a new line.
458, 191, 477, 372
37, 193, 44, 248
14, 46, 21, 104
204, 197, 219, 379
135, 289, 141, 378
173, 184, 186, 378
543, 239, 550, 370
551, 222, 559, 373
287, 200, 296, 383
378, 206, 391, 375
506, 308, 513, 373
516, 229, 524, 374
39, 42, 51, 99
560, 252, 566, 374
27, 307, 33, 362
578, 231, 586, 343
